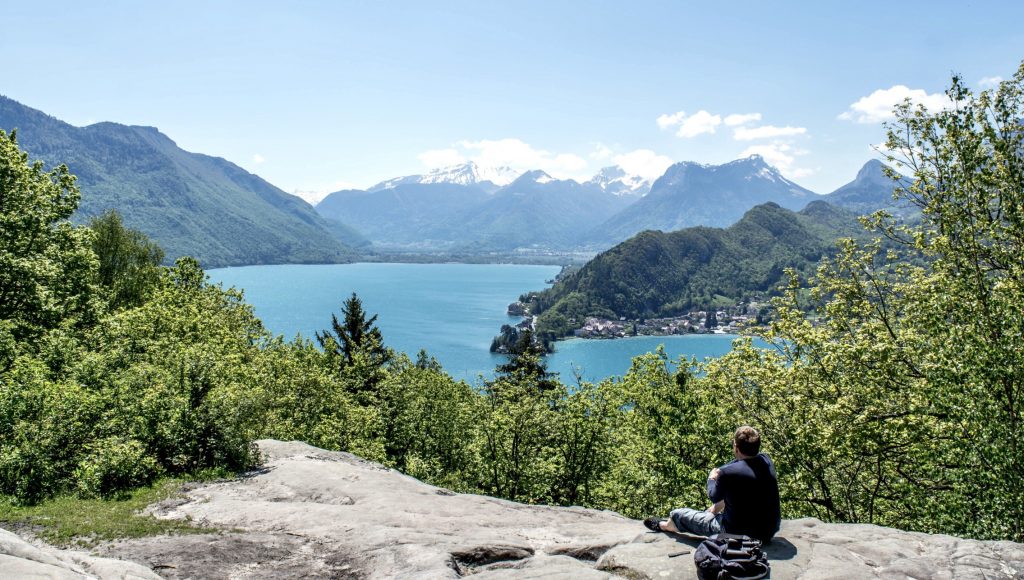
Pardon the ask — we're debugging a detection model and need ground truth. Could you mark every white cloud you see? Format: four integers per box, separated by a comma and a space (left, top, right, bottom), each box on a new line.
449, 138, 590, 180
838, 85, 951, 124
657, 109, 722, 138
418, 148, 466, 169
416, 141, 668, 184
724, 113, 762, 126
252, 153, 266, 165
979, 76, 1003, 89
552, 152, 588, 172
459, 138, 550, 170
738, 142, 813, 180
676, 110, 722, 137
612, 149, 674, 181
657, 111, 687, 130
733, 125, 808, 141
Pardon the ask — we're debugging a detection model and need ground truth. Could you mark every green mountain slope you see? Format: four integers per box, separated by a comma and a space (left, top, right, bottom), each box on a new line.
0, 96, 360, 267
528, 201, 867, 338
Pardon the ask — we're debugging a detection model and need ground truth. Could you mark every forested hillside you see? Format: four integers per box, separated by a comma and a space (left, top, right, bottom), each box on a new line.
0, 96, 361, 267
527, 200, 866, 339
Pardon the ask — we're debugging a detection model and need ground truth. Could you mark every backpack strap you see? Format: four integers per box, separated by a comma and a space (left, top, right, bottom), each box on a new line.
719, 560, 770, 580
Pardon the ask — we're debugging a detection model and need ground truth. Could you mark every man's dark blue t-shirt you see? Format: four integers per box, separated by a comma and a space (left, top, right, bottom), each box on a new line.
707, 453, 781, 543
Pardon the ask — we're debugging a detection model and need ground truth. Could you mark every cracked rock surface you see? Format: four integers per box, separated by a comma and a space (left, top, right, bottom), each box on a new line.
4, 439, 1024, 579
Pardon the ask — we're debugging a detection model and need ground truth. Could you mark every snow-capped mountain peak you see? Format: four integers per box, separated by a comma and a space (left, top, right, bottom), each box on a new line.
369, 162, 522, 191
508, 169, 556, 186
587, 165, 654, 196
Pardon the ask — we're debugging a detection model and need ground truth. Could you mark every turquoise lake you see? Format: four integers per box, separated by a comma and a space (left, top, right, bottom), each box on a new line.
207, 263, 754, 383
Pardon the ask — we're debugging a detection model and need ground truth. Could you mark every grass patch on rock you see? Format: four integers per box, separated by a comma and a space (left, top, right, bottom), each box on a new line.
0, 478, 218, 547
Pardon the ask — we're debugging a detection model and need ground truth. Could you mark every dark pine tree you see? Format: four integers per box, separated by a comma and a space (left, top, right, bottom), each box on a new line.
316, 292, 392, 369
494, 329, 558, 392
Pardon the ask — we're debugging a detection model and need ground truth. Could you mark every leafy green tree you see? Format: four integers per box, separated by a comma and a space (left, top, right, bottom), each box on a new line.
250, 336, 385, 461
0, 357, 103, 502
474, 375, 555, 503
698, 63, 1024, 541
414, 348, 442, 371
547, 380, 615, 506
89, 257, 265, 477
704, 310, 717, 329
596, 350, 733, 518
377, 356, 479, 489
0, 130, 100, 352
88, 209, 164, 311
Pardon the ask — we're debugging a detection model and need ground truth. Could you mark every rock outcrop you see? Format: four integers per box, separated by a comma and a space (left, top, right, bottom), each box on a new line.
4, 439, 1024, 578
0, 527, 160, 579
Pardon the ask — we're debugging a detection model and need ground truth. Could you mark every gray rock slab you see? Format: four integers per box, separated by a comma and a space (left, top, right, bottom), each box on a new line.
6, 439, 1024, 579
0, 527, 160, 579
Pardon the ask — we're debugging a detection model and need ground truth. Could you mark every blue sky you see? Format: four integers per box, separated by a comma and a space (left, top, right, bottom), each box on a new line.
3, 1, 1022, 202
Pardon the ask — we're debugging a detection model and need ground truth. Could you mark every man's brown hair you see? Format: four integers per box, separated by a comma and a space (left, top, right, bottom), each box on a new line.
734, 425, 761, 456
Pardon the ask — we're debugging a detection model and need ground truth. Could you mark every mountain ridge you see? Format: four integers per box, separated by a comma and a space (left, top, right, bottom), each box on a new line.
823, 159, 916, 217
0, 96, 359, 268
585, 155, 819, 246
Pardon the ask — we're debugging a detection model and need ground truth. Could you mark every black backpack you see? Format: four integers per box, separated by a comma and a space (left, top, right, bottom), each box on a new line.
693, 533, 770, 580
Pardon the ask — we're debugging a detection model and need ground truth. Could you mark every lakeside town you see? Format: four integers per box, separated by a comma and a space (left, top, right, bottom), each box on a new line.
493, 299, 771, 354
566, 300, 769, 339
572, 309, 758, 339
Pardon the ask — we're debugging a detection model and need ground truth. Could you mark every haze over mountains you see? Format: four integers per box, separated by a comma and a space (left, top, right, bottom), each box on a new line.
0, 96, 905, 265
317, 154, 901, 252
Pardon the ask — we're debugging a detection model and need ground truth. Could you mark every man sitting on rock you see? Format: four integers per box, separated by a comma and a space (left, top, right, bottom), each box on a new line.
645, 425, 781, 544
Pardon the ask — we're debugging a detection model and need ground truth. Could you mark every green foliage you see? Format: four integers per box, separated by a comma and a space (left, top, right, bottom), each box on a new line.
0, 129, 101, 350
547, 380, 615, 506
0, 358, 102, 502
493, 329, 558, 391
474, 374, 556, 503
74, 437, 160, 499
88, 209, 164, 310
593, 351, 733, 518
377, 355, 479, 488
89, 257, 265, 475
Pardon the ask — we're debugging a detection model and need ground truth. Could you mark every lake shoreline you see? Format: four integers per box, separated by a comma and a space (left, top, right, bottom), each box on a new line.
207, 263, 760, 383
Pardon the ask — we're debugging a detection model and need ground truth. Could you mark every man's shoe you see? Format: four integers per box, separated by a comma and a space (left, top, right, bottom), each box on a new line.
643, 517, 665, 532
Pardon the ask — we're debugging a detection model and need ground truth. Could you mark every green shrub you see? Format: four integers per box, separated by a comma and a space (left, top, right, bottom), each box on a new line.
75, 438, 160, 499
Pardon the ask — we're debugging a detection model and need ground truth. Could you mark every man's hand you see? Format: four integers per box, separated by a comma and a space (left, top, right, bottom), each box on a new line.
707, 500, 725, 514
709, 467, 721, 481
